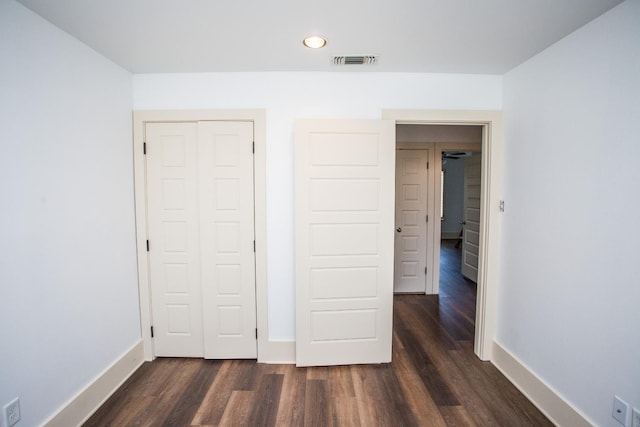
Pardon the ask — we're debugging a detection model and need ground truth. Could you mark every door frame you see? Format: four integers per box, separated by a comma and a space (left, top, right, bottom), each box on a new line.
133, 109, 269, 362
383, 109, 502, 361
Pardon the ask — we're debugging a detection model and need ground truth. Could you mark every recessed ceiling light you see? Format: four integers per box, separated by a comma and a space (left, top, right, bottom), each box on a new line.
303, 36, 327, 49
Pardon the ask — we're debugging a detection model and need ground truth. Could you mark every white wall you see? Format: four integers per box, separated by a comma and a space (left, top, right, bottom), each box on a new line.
134, 72, 502, 340
0, 1, 138, 426
501, 1, 640, 425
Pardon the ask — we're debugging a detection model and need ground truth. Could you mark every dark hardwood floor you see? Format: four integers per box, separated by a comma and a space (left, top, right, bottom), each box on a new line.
85, 240, 551, 426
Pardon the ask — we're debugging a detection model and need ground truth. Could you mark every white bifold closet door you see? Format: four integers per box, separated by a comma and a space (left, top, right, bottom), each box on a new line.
146, 121, 256, 359
294, 119, 395, 367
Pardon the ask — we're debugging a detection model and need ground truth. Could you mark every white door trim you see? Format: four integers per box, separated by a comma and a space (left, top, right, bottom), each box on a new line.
382, 109, 503, 361
132, 109, 271, 362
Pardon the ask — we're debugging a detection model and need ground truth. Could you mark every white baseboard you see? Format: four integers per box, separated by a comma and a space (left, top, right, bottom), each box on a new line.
258, 340, 295, 364
44, 340, 144, 427
491, 341, 594, 427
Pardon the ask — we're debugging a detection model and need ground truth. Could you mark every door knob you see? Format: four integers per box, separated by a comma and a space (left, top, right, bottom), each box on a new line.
396, 227, 402, 232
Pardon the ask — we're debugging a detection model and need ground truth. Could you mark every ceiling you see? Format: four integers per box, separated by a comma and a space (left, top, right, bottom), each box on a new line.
17, 0, 623, 74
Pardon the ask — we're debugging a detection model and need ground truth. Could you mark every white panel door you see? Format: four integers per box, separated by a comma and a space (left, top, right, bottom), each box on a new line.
394, 149, 428, 293
294, 119, 395, 367
146, 122, 204, 357
462, 153, 481, 282
146, 121, 256, 359
198, 121, 257, 359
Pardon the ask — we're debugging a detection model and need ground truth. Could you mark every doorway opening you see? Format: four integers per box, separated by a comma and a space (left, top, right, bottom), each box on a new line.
385, 108, 502, 361
441, 149, 482, 284
394, 124, 482, 294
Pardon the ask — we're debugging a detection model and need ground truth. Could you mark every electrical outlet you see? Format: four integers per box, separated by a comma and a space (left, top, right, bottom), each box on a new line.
3, 397, 20, 427
632, 408, 640, 427
613, 396, 629, 426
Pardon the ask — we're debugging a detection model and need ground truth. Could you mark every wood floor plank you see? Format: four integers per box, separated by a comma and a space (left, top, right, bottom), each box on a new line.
162, 360, 221, 426
84, 359, 190, 426
394, 313, 460, 406
304, 379, 333, 427
218, 391, 255, 427
83, 361, 155, 426
306, 366, 329, 380
85, 240, 552, 427
246, 373, 284, 427
350, 364, 418, 427
231, 360, 260, 391
392, 327, 406, 350
391, 343, 448, 427
331, 396, 360, 426
191, 360, 241, 425
424, 295, 475, 341
401, 295, 461, 351
327, 365, 355, 398
128, 358, 202, 426
450, 344, 554, 427
274, 365, 306, 427
84, 396, 155, 427
377, 364, 421, 427
130, 357, 182, 397
395, 289, 504, 425
435, 353, 503, 426
438, 405, 478, 426
350, 373, 375, 427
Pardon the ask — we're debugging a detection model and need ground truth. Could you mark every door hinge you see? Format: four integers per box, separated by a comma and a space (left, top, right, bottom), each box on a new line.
255, 328, 258, 339
426, 215, 429, 223
252, 141, 255, 154
146, 240, 149, 252
150, 326, 154, 338
253, 240, 256, 252
143, 142, 147, 155
426, 161, 429, 169
425, 267, 427, 275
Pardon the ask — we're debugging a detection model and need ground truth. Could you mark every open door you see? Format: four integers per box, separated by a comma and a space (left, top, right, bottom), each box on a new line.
461, 153, 481, 282
294, 119, 395, 366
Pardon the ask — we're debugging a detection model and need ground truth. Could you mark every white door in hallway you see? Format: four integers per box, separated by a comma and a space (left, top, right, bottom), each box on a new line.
394, 149, 429, 293
294, 119, 395, 367
146, 121, 256, 358
461, 153, 481, 282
